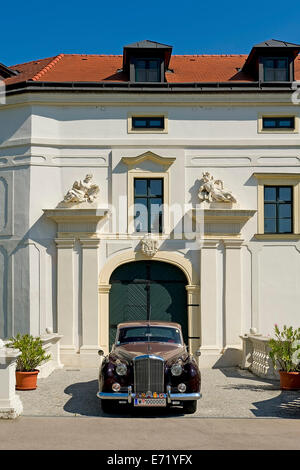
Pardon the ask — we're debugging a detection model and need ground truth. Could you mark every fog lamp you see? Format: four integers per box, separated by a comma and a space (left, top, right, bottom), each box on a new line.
178, 383, 186, 393
112, 382, 121, 392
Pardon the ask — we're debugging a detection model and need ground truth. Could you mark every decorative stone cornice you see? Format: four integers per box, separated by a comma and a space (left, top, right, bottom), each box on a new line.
190, 208, 256, 237
121, 151, 175, 168
44, 207, 109, 236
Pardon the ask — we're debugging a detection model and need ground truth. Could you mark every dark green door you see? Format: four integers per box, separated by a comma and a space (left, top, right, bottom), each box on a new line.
109, 261, 188, 348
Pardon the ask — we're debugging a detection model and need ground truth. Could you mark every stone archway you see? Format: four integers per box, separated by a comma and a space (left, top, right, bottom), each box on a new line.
98, 250, 200, 354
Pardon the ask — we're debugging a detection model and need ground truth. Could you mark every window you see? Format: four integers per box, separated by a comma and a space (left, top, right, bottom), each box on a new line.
134, 178, 163, 233
253, 173, 300, 239
262, 117, 295, 130
264, 186, 293, 234
132, 116, 164, 130
263, 57, 289, 81
135, 59, 161, 82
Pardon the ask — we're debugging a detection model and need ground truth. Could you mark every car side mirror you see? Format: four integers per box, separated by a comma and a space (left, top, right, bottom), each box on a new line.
98, 349, 104, 356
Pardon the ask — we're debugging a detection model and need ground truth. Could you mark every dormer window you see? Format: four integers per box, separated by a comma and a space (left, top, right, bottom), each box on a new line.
122, 40, 173, 83
135, 59, 161, 82
263, 57, 289, 81
242, 39, 300, 83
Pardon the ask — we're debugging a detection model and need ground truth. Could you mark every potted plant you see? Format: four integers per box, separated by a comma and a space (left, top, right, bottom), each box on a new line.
6, 334, 51, 390
269, 324, 300, 390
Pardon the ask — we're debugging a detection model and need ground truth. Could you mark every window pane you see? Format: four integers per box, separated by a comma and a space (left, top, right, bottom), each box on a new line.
265, 59, 275, 68
279, 187, 292, 202
276, 59, 287, 69
149, 179, 162, 196
278, 204, 292, 218
264, 219, 276, 233
278, 218, 292, 233
275, 69, 288, 81
149, 119, 163, 128
278, 118, 294, 128
134, 199, 148, 232
134, 180, 147, 196
133, 118, 147, 128
150, 198, 162, 232
264, 203, 276, 218
264, 187, 276, 201
263, 118, 276, 128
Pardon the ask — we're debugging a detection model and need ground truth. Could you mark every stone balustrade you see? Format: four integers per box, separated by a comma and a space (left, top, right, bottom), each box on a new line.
0, 342, 23, 419
37, 332, 64, 378
240, 333, 279, 380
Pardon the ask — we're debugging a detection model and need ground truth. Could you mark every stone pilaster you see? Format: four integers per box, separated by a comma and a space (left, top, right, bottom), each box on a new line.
79, 238, 100, 359
223, 239, 244, 347
55, 238, 76, 357
185, 284, 200, 355
199, 240, 220, 356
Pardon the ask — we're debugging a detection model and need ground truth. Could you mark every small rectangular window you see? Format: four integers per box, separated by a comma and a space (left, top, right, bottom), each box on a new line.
262, 117, 295, 130
132, 117, 164, 130
263, 57, 289, 81
264, 186, 293, 234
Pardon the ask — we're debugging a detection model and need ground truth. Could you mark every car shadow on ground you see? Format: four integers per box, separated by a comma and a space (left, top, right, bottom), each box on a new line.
63, 380, 190, 418
218, 367, 300, 418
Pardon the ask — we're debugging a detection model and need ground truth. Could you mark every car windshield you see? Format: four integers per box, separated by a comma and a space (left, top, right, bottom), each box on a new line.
116, 326, 182, 345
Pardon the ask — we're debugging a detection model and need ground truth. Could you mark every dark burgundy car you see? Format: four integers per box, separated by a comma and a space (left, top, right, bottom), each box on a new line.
97, 321, 201, 414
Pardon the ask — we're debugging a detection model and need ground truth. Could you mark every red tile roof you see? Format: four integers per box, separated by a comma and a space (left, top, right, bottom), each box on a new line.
3, 53, 300, 84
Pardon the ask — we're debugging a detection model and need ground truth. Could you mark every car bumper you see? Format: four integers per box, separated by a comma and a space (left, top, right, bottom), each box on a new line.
97, 386, 202, 404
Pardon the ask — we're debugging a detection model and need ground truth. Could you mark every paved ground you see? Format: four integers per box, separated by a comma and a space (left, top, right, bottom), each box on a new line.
1, 367, 300, 450
1, 416, 300, 450
15, 366, 300, 419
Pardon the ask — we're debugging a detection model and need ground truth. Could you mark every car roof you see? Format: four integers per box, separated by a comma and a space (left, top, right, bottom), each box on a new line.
117, 321, 182, 329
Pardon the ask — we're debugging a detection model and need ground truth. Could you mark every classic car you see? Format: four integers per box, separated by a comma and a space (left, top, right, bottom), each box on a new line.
97, 320, 202, 414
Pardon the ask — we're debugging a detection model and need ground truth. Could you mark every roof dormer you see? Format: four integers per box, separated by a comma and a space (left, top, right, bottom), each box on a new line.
122, 40, 173, 83
242, 39, 300, 83
0, 62, 19, 79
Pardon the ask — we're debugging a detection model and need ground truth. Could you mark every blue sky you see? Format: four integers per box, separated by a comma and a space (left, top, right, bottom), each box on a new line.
2, 0, 300, 65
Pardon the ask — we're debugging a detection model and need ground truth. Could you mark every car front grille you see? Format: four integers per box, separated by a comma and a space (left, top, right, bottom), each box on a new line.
134, 355, 164, 393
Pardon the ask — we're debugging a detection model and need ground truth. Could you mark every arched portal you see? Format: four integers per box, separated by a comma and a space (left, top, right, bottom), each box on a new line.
109, 260, 188, 348
98, 250, 200, 354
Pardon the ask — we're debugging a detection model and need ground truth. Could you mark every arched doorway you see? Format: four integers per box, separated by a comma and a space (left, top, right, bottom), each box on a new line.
109, 260, 188, 348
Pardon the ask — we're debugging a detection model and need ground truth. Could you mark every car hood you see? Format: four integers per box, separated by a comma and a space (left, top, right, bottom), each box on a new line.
110, 342, 188, 364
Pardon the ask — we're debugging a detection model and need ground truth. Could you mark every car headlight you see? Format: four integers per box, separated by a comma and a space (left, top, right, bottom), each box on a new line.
171, 363, 183, 376
116, 363, 127, 376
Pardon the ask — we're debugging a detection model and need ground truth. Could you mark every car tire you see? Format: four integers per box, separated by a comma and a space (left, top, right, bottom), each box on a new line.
182, 400, 197, 414
101, 399, 115, 414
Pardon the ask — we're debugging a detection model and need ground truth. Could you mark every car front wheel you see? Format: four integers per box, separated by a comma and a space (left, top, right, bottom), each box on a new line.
182, 400, 197, 414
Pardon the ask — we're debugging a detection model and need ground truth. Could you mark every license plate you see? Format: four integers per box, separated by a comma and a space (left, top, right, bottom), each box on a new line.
134, 397, 166, 407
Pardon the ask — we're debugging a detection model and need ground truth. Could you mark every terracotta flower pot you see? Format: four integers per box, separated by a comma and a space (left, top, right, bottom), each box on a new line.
15, 370, 39, 390
279, 370, 300, 390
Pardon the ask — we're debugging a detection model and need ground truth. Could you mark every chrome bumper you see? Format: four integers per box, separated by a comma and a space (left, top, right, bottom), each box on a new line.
97, 386, 202, 404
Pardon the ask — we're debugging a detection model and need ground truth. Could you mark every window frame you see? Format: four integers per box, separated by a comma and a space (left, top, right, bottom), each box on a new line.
127, 113, 168, 134
258, 114, 299, 134
133, 177, 164, 234
264, 185, 293, 234
261, 56, 290, 82
253, 173, 300, 239
127, 169, 170, 235
134, 58, 162, 83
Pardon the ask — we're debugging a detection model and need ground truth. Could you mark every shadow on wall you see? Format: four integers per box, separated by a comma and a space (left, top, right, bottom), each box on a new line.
211, 348, 243, 369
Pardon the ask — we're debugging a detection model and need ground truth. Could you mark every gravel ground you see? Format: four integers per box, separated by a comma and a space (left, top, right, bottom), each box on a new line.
16, 367, 300, 419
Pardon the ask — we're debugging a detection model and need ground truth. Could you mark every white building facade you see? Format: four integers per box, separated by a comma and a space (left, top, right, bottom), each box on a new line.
0, 39, 299, 368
